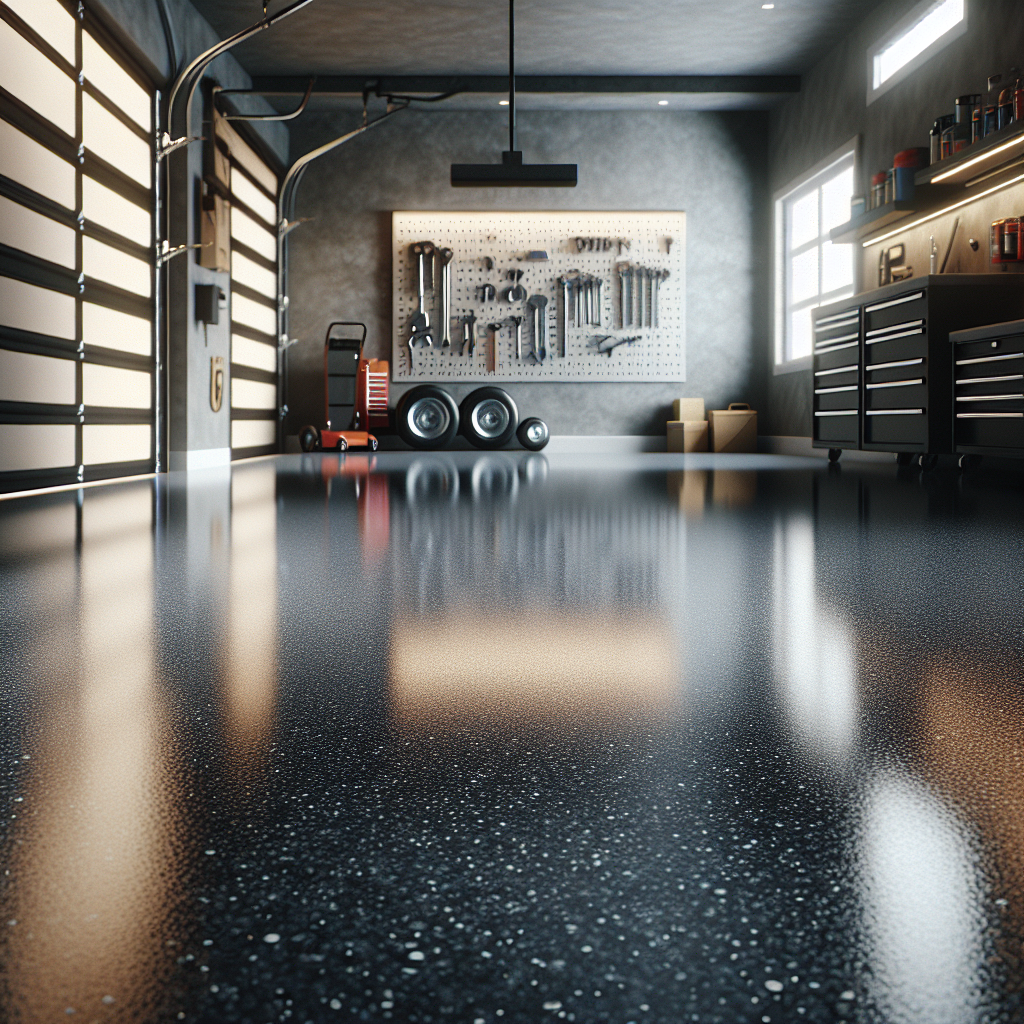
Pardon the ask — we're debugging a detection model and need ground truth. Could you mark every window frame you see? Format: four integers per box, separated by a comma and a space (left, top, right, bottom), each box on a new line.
773, 138, 859, 375
866, 0, 968, 106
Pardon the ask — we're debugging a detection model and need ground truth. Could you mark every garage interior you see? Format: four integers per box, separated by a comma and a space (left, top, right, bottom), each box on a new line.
1, 1, 1023, 1022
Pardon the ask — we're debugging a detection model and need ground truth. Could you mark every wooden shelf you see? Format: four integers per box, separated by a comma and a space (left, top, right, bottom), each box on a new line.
916, 120, 1024, 187
829, 200, 918, 245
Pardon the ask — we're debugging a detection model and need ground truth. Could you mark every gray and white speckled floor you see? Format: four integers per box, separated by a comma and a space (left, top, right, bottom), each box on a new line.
1, 452, 1022, 1024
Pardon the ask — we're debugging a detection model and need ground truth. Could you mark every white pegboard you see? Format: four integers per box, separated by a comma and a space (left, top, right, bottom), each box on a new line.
392, 211, 686, 382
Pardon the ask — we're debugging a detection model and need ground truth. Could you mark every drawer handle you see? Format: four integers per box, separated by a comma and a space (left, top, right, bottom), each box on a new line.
865, 357, 924, 371
866, 378, 924, 390
956, 373, 1024, 385
957, 412, 1024, 419
865, 291, 925, 313
815, 385, 858, 394
866, 319, 925, 338
865, 408, 924, 416
815, 331, 859, 347
815, 311, 859, 328
865, 327, 925, 344
814, 339, 858, 355
955, 352, 1023, 366
815, 410, 858, 417
956, 393, 1022, 402
814, 364, 858, 377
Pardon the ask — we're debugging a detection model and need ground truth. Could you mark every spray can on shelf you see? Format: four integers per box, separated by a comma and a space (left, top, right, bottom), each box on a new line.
932, 114, 955, 162
1001, 218, 1021, 262
991, 219, 1006, 264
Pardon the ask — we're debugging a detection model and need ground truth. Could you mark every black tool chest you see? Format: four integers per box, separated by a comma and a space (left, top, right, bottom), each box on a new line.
813, 276, 1024, 460
949, 319, 1024, 460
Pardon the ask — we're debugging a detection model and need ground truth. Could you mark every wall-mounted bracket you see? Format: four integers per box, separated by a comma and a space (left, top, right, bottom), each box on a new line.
279, 217, 312, 239
158, 131, 204, 160
157, 239, 208, 267
279, 335, 299, 351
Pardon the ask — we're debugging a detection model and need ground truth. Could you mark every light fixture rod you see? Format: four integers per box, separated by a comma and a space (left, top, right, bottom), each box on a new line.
508, 0, 516, 154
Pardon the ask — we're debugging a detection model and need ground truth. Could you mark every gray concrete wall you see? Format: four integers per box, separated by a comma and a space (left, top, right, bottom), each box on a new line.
767, 0, 1024, 437
285, 108, 770, 437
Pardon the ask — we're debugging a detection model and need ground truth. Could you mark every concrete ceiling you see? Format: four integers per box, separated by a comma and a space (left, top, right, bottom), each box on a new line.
192, 0, 886, 110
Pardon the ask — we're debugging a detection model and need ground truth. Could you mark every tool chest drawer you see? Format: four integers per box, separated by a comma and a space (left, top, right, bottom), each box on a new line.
813, 362, 859, 389
864, 291, 927, 332
866, 381, 927, 410
815, 384, 859, 411
864, 356, 925, 384
863, 321, 927, 365
814, 307, 860, 344
950, 320, 1024, 456
814, 410, 859, 443
816, 343, 862, 372
864, 408, 927, 446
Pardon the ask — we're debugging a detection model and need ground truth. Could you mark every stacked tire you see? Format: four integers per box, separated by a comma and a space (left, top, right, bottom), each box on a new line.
396, 386, 548, 452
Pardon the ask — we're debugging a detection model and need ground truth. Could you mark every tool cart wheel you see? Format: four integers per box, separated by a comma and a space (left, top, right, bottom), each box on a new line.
958, 453, 981, 472
918, 452, 938, 471
369, 437, 379, 452
828, 448, 842, 463
895, 452, 914, 466
517, 417, 550, 452
396, 385, 460, 450
299, 425, 321, 452
460, 387, 519, 449
335, 436, 349, 452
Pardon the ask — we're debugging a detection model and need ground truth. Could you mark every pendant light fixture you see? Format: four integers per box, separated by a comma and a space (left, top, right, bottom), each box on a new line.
451, 0, 577, 187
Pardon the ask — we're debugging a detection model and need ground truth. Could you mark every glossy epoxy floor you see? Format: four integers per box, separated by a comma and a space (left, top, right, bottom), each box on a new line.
1, 452, 1022, 1024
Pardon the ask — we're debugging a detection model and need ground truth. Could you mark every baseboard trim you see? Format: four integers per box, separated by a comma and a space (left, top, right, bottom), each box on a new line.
168, 447, 232, 472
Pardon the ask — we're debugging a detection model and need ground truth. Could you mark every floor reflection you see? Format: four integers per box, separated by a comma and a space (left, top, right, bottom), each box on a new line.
0, 453, 1020, 1023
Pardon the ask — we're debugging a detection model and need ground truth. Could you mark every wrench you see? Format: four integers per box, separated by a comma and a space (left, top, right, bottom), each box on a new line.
508, 315, 523, 360
438, 247, 453, 348
594, 277, 604, 327
407, 242, 434, 371
479, 283, 495, 303
527, 294, 548, 363
588, 334, 642, 356
558, 276, 572, 357
461, 311, 477, 356
651, 271, 661, 328
487, 322, 503, 373
617, 264, 629, 328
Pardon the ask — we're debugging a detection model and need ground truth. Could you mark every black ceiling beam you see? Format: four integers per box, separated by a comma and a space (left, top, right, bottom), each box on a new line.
249, 74, 800, 96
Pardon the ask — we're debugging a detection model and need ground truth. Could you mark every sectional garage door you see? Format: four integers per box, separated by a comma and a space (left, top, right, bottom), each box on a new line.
215, 112, 280, 459
0, 0, 155, 492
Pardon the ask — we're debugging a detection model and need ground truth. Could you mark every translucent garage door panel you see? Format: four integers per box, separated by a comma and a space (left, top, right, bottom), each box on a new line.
0, 423, 76, 473
0, 276, 76, 340
83, 363, 151, 409
230, 169, 276, 227
0, 119, 76, 209
83, 176, 151, 248
83, 236, 152, 298
231, 378, 276, 410
231, 419, 276, 450
83, 424, 151, 465
231, 207, 276, 262
232, 334, 277, 374
0, 194, 76, 268
231, 293, 276, 338
0, 20, 75, 137
3, 0, 77, 64
83, 93, 151, 188
232, 251, 276, 300
0, 347, 76, 405
82, 303, 152, 357
82, 33, 151, 132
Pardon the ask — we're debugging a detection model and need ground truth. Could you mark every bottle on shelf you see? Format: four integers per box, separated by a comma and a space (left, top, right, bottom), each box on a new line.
932, 114, 955, 161
998, 71, 1017, 130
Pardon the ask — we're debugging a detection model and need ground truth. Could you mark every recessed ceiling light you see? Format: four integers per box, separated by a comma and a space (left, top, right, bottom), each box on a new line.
762, 3, 775, 8
499, 99, 509, 105
658, 100, 669, 106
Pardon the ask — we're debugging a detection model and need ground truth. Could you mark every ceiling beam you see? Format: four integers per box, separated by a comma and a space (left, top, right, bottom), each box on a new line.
249, 74, 801, 97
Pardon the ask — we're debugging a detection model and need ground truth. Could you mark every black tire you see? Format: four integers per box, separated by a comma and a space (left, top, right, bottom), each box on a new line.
895, 452, 914, 466
959, 453, 981, 472
369, 437, 379, 452
396, 385, 460, 450
918, 452, 938, 471
460, 387, 519, 449
299, 425, 320, 452
828, 448, 842, 463
336, 436, 348, 452
517, 417, 550, 452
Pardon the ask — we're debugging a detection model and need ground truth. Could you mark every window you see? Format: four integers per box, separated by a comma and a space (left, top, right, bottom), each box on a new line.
867, 0, 966, 104
774, 144, 857, 372
0, 0, 156, 491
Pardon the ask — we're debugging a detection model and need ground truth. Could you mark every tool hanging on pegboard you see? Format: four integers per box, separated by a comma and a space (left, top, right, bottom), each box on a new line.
392, 210, 686, 383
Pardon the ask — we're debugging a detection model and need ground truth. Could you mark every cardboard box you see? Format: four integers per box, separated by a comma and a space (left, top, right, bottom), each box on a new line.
672, 397, 705, 422
667, 420, 708, 453
708, 404, 757, 453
